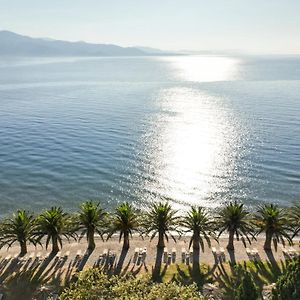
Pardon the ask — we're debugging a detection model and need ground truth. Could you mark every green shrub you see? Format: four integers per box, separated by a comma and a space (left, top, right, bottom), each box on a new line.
60, 268, 204, 300
234, 266, 259, 300
271, 255, 300, 300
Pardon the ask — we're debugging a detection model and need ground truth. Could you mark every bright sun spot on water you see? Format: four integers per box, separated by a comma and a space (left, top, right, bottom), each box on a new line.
163, 55, 239, 82
142, 56, 241, 209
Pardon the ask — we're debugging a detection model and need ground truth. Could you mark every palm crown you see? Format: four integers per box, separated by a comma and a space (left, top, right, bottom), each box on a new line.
34, 207, 76, 253
181, 206, 215, 251
142, 202, 180, 248
0, 210, 37, 256
288, 201, 300, 238
107, 202, 139, 249
216, 201, 254, 250
77, 200, 107, 250
254, 203, 292, 250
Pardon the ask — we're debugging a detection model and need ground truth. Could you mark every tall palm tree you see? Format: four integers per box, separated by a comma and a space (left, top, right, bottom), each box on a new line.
254, 204, 292, 251
0, 210, 37, 256
142, 202, 180, 249
215, 201, 254, 250
181, 206, 215, 252
107, 202, 139, 250
34, 207, 76, 253
77, 201, 107, 251
289, 200, 300, 238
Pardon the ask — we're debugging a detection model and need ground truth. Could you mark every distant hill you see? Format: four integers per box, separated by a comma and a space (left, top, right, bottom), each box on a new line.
0, 30, 171, 57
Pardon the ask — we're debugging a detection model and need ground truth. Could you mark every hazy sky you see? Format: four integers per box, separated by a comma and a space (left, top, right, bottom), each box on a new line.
1, 0, 300, 54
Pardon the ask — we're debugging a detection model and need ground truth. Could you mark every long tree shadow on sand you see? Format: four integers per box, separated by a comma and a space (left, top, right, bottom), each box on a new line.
114, 247, 129, 275
152, 247, 167, 282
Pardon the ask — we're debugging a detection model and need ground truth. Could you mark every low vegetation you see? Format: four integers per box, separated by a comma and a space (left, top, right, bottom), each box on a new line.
60, 268, 204, 300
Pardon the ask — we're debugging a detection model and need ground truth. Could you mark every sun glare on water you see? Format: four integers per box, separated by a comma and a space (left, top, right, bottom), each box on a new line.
141, 56, 241, 209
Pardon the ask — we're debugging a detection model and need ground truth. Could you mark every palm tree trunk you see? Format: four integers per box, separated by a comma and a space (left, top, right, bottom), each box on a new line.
52, 236, 59, 253
158, 231, 165, 249
227, 230, 234, 250
123, 231, 130, 250
192, 235, 200, 262
264, 231, 272, 251
20, 240, 27, 256
87, 228, 95, 251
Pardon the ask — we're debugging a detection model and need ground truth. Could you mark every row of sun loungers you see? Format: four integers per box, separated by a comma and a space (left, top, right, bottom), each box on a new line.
282, 247, 297, 258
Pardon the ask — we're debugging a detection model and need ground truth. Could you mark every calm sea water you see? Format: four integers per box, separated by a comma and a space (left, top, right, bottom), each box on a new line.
0, 55, 299, 215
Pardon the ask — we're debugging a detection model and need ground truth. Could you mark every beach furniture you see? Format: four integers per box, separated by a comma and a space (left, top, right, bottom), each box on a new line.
163, 248, 168, 263
142, 247, 147, 262
282, 248, 290, 258
186, 253, 190, 265
189, 250, 193, 263
172, 248, 176, 263
181, 248, 186, 262
133, 247, 139, 264
219, 247, 225, 262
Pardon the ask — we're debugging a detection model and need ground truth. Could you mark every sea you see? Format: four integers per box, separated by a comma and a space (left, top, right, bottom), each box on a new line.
0, 55, 299, 215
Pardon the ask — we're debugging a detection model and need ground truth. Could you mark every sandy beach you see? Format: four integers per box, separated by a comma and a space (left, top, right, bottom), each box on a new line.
0, 235, 299, 279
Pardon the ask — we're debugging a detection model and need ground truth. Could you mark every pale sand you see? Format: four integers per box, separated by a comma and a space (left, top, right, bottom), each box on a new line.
0, 235, 299, 279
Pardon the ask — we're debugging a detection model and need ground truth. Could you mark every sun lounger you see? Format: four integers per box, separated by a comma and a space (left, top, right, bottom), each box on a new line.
189, 250, 193, 263
172, 248, 176, 263
133, 247, 139, 263
142, 247, 147, 262
181, 248, 186, 262
186, 253, 190, 265
163, 248, 168, 263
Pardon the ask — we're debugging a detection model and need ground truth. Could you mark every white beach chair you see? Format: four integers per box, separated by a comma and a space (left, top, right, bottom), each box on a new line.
142, 247, 147, 263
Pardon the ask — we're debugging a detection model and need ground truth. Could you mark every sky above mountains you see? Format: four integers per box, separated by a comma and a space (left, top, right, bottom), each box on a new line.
0, 0, 299, 54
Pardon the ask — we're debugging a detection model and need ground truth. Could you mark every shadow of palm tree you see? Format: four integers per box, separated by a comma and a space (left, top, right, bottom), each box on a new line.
228, 250, 236, 265
114, 247, 129, 275
152, 247, 164, 282
76, 249, 93, 272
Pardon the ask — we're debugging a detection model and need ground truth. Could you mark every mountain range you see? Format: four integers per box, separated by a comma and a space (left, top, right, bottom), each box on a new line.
0, 30, 171, 56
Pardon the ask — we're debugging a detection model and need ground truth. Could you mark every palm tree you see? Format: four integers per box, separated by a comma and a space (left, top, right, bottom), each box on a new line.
107, 202, 139, 250
0, 210, 37, 256
181, 206, 215, 252
77, 201, 107, 251
215, 201, 254, 251
34, 207, 76, 253
289, 200, 300, 238
254, 204, 292, 251
142, 202, 180, 249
